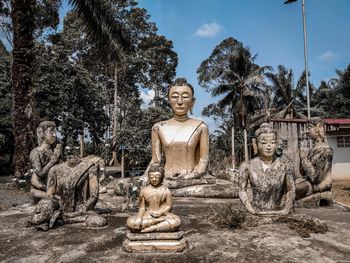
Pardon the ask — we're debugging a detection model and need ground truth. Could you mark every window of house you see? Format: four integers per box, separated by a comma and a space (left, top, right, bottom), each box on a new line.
336, 136, 350, 148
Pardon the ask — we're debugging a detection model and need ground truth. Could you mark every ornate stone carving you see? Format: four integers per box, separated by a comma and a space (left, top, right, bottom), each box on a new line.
238, 123, 295, 216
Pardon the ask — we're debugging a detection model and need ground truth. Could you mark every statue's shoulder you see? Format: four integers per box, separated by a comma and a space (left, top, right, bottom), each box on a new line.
239, 160, 251, 172
312, 142, 333, 158
152, 120, 169, 131
161, 185, 172, 194
189, 118, 208, 130
29, 147, 41, 160
322, 143, 333, 154
275, 155, 294, 170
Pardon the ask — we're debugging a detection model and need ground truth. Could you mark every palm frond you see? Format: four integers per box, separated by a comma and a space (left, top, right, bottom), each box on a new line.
68, 0, 130, 61
212, 84, 235, 97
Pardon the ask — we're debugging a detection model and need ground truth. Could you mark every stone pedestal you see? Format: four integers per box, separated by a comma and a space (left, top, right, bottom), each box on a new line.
122, 231, 188, 253
170, 179, 237, 198
114, 174, 238, 198
295, 191, 333, 208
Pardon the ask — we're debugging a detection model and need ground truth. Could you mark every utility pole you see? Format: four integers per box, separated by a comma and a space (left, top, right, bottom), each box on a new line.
285, 0, 311, 119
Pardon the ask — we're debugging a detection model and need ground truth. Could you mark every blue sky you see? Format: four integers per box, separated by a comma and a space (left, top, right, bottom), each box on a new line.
135, 0, 350, 125
57, 0, 350, 130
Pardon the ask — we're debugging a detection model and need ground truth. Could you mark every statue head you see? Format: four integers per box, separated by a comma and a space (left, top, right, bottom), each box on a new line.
37, 121, 56, 146
253, 123, 278, 159
168, 78, 196, 116
307, 117, 326, 142
148, 163, 165, 187
31, 198, 60, 226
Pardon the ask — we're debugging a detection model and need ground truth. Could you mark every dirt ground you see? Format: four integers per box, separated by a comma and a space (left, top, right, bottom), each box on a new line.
332, 180, 350, 207
0, 178, 350, 262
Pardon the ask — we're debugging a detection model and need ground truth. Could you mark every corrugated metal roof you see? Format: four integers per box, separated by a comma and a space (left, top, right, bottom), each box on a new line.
324, 119, 350, 125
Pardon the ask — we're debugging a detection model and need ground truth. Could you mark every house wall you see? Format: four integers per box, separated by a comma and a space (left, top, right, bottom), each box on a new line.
327, 136, 350, 181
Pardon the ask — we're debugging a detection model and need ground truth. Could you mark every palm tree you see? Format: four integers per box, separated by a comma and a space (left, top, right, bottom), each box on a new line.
323, 64, 350, 118
11, 0, 129, 177
264, 65, 308, 120
198, 37, 271, 161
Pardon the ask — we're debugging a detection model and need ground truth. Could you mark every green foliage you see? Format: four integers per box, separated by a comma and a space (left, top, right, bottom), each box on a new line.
208, 122, 244, 172
68, 0, 131, 61
198, 37, 270, 165
0, 41, 13, 154
30, 5, 176, 169
318, 64, 350, 118
117, 172, 143, 210
198, 37, 271, 129
264, 65, 310, 119
118, 106, 172, 169
32, 35, 109, 144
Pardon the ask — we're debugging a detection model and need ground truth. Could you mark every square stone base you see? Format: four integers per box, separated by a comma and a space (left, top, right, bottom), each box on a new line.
123, 232, 188, 253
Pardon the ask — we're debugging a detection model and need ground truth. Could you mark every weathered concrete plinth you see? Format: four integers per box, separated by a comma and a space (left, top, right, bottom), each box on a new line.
295, 191, 333, 208
170, 179, 237, 198
114, 175, 238, 198
122, 231, 188, 253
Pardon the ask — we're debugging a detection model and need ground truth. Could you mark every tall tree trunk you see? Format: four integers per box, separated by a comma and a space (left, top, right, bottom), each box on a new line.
111, 62, 119, 166
243, 128, 248, 162
121, 146, 125, 178
79, 133, 85, 158
231, 126, 235, 169
11, 0, 36, 178
154, 85, 159, 107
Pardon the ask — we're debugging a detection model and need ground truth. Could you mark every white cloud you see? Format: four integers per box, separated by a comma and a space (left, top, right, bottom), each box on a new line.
194, 22, 223, 38
140, 89, 155, 108
317, 51, 338, 62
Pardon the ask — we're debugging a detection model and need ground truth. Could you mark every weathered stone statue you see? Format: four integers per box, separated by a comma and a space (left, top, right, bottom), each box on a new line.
150, 78, 209, 180
239, 123, 295, 216
296, 118, 333, 206
29, 121, 62, 202
46, 155, 104, 213
123, 163, 187, 253
29, 121, 107, 229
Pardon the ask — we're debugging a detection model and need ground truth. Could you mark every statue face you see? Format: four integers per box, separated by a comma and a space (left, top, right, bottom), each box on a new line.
148, 171, 162, 186
43, 126, 56, 145
257, 133, 277, 158
308, 125, 325, 140
32, 201, 52, 225
169, 85, 194, 116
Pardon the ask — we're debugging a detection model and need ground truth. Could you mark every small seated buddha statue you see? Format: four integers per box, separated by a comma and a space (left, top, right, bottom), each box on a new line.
238, 123, 295, 216
127, 163, 181, 233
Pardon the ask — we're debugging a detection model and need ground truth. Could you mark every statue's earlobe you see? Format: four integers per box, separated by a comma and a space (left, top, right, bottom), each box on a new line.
252, 138, 258, 156
190, 98, 196, 115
